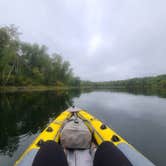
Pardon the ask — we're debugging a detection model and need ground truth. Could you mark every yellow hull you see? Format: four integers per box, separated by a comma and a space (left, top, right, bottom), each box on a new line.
15, 108, 155, 166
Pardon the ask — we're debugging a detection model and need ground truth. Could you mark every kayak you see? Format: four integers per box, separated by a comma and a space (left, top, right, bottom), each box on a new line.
15, 107, 155, 166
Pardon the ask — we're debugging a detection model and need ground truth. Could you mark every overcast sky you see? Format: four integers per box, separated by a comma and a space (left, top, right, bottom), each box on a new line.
0, 0, 166, 81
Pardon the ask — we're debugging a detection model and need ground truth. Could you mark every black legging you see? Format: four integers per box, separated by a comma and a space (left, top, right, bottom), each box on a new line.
32, 141, 132, 166
32, 141, 68, 166
93, 141, 132, 166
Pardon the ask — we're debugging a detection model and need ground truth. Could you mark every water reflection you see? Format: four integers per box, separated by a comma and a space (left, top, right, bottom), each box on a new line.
74, 90, 166, 166
0, 88, 166, 166
81, 87, 166, 98
0, 89, 81, 157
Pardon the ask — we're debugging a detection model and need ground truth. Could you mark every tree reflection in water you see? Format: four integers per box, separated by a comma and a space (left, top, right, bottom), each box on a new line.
0, 89, 81, 156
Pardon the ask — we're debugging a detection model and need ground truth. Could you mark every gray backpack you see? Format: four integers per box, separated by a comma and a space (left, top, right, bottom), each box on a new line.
60, 118, 92, 149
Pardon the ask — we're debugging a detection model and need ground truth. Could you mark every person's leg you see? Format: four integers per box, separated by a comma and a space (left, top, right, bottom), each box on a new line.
32, 141, 68, 166
94, 141, 132, 166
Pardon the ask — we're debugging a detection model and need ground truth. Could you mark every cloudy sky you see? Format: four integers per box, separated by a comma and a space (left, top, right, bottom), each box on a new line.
0, 0, 166, 81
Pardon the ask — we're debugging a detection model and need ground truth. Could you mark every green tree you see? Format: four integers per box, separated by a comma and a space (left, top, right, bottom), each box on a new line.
0, 25, 80, 87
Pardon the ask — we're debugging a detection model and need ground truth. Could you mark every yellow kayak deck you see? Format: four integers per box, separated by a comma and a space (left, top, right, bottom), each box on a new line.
15, 107, 155, 166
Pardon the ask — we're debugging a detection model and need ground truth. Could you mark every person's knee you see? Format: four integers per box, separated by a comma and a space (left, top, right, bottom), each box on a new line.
94, 141, 132, 166
32, 141, 68, 166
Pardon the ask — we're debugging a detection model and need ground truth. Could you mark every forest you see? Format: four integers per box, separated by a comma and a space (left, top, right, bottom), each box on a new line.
0, 25, 80, 87
82, 75, 166, 90
1, 25, 166, 90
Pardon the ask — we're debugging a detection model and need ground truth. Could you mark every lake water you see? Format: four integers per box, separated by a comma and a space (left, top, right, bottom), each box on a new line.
0, 89, 166, 166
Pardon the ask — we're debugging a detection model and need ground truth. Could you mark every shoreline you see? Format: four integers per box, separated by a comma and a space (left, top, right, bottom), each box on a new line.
0, 86, 82, 93
1, 85, 166, 93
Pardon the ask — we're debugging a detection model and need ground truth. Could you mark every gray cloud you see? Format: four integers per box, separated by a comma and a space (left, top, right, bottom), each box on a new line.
0, 0, 166, 81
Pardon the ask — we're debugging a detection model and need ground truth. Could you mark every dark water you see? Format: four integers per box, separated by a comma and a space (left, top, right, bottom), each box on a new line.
0, 89, 166, 166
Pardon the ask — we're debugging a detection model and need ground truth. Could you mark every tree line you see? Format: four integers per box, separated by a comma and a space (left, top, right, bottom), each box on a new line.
0, 25, 80, 87
81, 75, 166, 90
1, 25, 166, 90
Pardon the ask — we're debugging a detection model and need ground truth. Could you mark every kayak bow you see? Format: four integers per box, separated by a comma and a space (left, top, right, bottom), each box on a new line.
15, 107, 155, 166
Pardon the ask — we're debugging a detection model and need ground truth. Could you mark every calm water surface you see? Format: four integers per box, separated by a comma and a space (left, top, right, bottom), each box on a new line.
0, 89, 166, 166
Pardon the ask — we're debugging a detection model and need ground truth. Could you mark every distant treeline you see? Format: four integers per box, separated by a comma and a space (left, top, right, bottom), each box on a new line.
0, 25, 80, 87
82, 75, 166, 90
